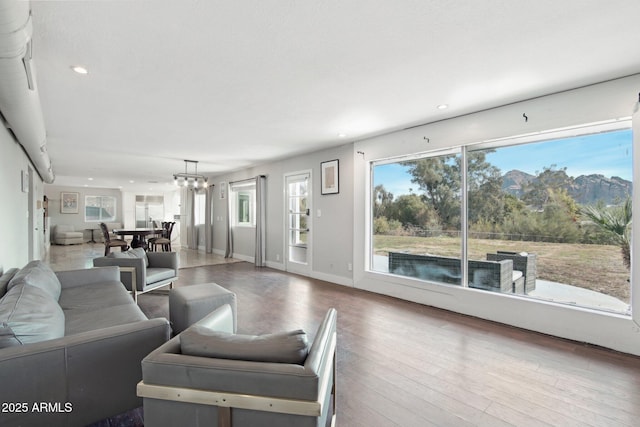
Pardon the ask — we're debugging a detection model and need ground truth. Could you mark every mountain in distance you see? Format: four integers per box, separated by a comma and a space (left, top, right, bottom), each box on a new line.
501, 170, 632, 205
501, 170, 534, 198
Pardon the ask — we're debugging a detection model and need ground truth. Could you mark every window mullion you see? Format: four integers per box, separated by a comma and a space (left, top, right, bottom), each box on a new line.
461, 146, 469, 288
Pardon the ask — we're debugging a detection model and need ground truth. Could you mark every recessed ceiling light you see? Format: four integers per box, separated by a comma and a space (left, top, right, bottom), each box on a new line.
129, 180, 135, 183
338, 133, 347, 138
437, 104, 449, 110
71, 65, 88, 75
88, 177, 93, 181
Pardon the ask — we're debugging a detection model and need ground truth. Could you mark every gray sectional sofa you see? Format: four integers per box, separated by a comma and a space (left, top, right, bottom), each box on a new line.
0, 261, 171, 427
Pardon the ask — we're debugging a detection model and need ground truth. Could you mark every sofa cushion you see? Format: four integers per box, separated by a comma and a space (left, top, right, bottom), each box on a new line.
108, 247, 149, 268
180, 326, 309, 364
0, 268, 19, 298
64, 303, 148, 336
58, 279, 148, 335
7, 260, 62, 301
55, 224, 75, 233
0, 283, 65, 348
59, 281, 134, 313
145, 268, 176, 285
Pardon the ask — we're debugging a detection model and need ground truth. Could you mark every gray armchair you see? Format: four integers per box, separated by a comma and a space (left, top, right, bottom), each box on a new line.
93, 249, 178, 302
138, 307, 337, 427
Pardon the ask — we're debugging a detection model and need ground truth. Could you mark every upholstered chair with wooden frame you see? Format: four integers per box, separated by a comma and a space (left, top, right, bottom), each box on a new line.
99, 222, 129, 256
149, 221, 175, 252
138, 308, 337, 427
93, 248, 178, 303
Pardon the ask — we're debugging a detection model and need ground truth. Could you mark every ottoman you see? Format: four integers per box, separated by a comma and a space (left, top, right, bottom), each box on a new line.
169, 283, 237, 334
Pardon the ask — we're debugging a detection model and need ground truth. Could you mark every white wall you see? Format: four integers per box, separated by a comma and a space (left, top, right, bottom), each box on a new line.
211, 143, 354, 285
44, 185, 124, 241
353, 74, 640, 355
0, 125, 44, 270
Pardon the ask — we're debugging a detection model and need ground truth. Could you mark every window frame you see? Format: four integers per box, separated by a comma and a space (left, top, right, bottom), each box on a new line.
231, 184, 256, 227
368, 119, 633, 314
84, 195, 117, 222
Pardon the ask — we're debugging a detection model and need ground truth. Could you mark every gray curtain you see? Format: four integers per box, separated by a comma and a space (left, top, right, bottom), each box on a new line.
205, 185, 213, 254
224, 182, 233, 258
255, 175, 267, 266
185, 188, 198, 250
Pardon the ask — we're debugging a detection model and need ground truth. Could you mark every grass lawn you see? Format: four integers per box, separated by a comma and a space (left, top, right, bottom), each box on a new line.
373, 234, 630, 303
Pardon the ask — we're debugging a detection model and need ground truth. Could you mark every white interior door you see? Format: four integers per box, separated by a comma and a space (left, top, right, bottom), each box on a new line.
285, 171, 311, 275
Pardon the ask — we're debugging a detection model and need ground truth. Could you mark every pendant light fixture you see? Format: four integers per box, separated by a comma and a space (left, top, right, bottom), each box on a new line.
173, 160, 208, 188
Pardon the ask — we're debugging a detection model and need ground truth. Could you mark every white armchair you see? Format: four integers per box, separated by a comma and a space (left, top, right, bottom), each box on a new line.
53, 225, 84, 245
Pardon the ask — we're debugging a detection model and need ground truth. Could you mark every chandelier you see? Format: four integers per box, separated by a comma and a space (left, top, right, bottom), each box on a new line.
173, 160, 208, 188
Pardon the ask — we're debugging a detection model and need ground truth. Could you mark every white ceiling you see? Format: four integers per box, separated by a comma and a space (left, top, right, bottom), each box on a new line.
30, 0, 640, 192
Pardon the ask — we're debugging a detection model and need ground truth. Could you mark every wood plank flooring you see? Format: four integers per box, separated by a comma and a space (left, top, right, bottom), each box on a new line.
136, 262, 640, 427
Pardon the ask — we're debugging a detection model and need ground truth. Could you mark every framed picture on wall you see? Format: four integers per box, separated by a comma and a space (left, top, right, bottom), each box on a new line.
321, 159, 339, 195
60, 192, 79, 214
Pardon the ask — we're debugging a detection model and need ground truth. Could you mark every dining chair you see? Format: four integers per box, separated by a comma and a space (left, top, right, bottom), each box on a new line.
149, 221, 175, 252
99, 222, 129, 256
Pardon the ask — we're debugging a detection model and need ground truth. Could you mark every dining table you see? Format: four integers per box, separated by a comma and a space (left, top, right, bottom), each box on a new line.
113, 227, 163, 249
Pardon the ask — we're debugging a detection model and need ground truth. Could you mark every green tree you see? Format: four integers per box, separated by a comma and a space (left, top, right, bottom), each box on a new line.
385, 193, 433, 228
581, 197, 632, 269
405, 151, 504, 231
522, 165, 574, 210
467, 151, 505, 226
373, 184, 394, 219
404, 155, 460, 229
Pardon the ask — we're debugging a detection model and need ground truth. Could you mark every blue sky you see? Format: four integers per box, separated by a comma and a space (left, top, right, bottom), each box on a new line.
374, 129, 633, 196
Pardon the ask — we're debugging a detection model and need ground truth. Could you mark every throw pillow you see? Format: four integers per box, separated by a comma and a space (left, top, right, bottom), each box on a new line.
0, 284, 65, 348
181, 326, 309, 364
7, 260, 62, 301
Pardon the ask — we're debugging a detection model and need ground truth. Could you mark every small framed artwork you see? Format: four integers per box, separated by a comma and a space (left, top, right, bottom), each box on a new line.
60, 192, 79, 214
321, 159, 339, 195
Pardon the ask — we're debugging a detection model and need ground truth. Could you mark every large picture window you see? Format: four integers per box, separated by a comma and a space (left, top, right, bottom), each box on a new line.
371, 122, 632, 314
85, 195, 116, 222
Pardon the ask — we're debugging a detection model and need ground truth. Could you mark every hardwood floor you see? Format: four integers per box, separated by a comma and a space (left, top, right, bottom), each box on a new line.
135, 262, 640, 427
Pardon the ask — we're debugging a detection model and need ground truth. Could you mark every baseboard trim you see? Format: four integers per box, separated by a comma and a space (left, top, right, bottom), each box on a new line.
310, 271, 354, 287
266, 261, 285, 270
